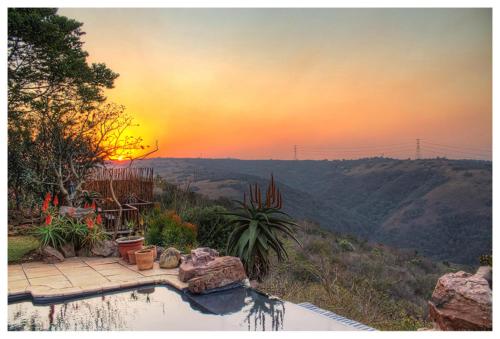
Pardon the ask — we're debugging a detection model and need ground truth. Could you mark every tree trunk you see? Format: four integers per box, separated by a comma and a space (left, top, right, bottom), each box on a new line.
109, 176, 122, 240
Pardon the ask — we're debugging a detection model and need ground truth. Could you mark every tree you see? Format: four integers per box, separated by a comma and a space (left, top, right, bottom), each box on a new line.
8, 8, 141, 207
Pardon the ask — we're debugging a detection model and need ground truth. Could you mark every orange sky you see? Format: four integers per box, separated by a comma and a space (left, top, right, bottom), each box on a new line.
60, 8, 492, 160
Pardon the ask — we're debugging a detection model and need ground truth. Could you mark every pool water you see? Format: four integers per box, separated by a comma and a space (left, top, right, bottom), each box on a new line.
8, 285, 358, 331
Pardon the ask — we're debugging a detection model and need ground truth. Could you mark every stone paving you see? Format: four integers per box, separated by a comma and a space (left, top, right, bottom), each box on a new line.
8, 257, 187, 300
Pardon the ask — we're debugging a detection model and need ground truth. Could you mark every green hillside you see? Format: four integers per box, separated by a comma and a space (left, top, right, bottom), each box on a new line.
134, 157, 492, 265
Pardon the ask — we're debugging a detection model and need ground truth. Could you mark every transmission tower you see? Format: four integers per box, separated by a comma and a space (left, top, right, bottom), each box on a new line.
416, 138, 421, 160
293, 145, 298, 160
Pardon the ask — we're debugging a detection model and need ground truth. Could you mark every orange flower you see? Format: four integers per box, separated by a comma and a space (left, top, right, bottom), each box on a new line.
96, 214, 102, 225
42, 199, 49, 212
44, 192, 51, 203
86, 218, 94, 229
183, 222, 197, 234
53, 195, 59, 207
91, 200, 96, 210
84, 202, 89, 208
45, 214, 52, 225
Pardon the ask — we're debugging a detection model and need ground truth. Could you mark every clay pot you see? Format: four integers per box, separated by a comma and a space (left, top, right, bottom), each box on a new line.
128, 249, 138, 264
143, 245, 157, 260
135, 249, 154, 270
116, 236, 144, 261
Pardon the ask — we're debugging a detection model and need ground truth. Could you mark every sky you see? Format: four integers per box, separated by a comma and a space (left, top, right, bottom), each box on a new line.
59, 8, 492, 160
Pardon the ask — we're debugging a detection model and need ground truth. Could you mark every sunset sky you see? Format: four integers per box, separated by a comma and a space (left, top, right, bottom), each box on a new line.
59, 8, 492, 160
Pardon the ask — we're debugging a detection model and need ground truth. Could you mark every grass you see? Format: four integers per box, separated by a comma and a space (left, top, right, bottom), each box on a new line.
8, 236, 39, 263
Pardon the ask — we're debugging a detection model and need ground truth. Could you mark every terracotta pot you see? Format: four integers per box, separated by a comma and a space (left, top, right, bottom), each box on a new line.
127, 249, 138, 264
116, 236, 144, 261
143, 245, 157, 260
135, 249, 154, 270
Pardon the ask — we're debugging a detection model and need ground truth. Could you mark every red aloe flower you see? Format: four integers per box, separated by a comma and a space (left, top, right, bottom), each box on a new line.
42, 199, 49, 212
53, 195, 59, 207
84, 202, 89, 208
45, 214, 52, 225
96, 214, 102, 225
44, 192, 51, 203
86, 218, 94, 229
91, 200, 96, 210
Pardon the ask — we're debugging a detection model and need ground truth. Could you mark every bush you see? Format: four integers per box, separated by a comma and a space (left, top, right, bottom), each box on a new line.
338, 239, 355, 252
181, 205, 232, 253
144, 208, 197, 252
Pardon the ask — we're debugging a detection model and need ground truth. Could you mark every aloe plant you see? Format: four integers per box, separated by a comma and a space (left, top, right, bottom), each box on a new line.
225, 175, 300, 280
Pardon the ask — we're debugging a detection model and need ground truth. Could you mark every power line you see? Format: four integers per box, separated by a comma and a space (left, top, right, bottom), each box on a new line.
421, 140, 491, 153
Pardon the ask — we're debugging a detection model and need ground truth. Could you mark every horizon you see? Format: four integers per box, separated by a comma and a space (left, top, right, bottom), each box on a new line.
60, 8, 492, 161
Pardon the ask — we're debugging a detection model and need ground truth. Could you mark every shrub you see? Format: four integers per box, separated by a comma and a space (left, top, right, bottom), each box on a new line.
33, 216, 66, 249
338, 239, 355, 252
181, 205, 232, 253
144, 208, 197, 251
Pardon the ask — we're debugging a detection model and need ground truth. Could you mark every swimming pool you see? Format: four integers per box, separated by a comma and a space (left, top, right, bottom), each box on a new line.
8, 285, 364, 331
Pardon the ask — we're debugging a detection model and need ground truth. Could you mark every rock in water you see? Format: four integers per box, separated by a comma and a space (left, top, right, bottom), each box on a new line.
41, 246, 64, 263
428, 268, 492, 330
60, 242, 75, 258
179, 247, 247, 294
91, 240, 118, 257
159, 247, 181, 268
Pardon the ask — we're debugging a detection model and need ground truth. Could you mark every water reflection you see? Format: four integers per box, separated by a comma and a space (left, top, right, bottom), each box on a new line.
8, 285, 286, 331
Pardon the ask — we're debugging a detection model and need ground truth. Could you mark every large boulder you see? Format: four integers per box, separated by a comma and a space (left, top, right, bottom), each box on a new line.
91, 240, 118, 257
41, 246, 64, 263
428, 268, 492, 330
179, 247, 247, 294
159, 247, 181, 268
60, 242, 75, 258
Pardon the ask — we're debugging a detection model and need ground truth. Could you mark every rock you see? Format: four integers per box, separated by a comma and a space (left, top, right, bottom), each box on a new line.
190, 247, 219, 266
76, 247, 91, 257
60, 242, 75, 258
159, 247, 181, 268
59, 206, 94, 219
185, 256, 247, 294
428, 270, 492, 330
475, 266, 492, 289
178, 248, 247, 294
156, 246, 165, 260
91, 240, 118, 257
41, 246, 64, 263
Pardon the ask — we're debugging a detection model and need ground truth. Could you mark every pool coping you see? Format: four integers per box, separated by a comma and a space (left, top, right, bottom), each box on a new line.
8, 257, 188, 303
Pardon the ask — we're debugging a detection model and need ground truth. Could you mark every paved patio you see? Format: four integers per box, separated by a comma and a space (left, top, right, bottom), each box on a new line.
8, 257, 187, 300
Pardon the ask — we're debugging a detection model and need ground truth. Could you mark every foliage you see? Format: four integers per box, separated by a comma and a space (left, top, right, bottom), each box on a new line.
225, 175, 300, 280
144, 208, 197, 252
63, 218, 89, 249
8, 9, 147, 207
479, 254, 492, 266
338, 239, 355, 252
181, 205, 233, 254
81, 225, 108, 250
258, 220, 464, 331
33, 218, 66, 249
8, 236, 39, 263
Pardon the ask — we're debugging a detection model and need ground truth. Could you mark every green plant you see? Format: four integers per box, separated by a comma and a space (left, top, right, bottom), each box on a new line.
479, 254, 492, 266
224, 175, 300, 280
34, 218, 66, 249
62, 218, 88, 249
82, 225, 108, 250
338, 239, 355, 252
181, 205, 232, 253
144, 208, 197, 251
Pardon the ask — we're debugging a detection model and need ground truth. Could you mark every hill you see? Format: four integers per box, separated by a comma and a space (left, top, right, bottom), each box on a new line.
132, 157, 492, 265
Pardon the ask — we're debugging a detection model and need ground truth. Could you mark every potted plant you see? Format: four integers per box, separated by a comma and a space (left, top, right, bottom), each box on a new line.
116, 220, 144, 260
143, 244, 157, 260
116, 235, 144, 260
128, 248, 139, 264
135, 249, 154, 270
